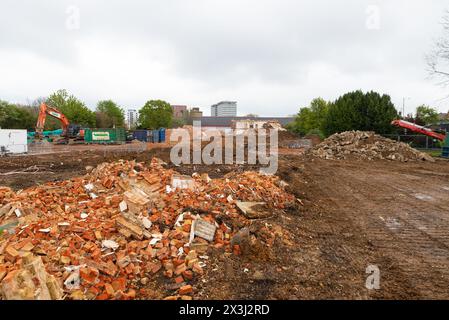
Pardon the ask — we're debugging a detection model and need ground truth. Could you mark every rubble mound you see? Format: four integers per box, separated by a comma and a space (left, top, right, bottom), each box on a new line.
0, 158, 296, 300
310, 131, 434, 162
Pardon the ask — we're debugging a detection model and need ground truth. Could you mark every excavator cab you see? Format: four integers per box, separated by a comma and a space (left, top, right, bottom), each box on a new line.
67, 124, 82, 138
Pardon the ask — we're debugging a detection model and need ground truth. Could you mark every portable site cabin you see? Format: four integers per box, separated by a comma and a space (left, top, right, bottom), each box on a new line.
0, 129, 28, 154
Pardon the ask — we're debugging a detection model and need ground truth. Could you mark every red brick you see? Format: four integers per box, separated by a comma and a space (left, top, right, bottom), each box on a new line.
178, 285, 193, 295
182, 270, 193, 281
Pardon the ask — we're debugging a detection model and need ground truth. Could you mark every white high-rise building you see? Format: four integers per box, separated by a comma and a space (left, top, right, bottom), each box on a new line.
211, 101, 237, 117
127, 109, 138, 129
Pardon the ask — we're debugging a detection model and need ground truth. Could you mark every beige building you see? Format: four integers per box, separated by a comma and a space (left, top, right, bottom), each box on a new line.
231, 119, 285, 131
190, 107, 203, 119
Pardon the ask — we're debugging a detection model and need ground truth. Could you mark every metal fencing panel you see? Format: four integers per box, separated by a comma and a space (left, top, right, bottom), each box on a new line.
382, 134, 442, 150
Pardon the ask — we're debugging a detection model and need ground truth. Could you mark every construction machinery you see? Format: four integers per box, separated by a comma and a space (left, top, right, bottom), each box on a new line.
35, 103, 84, 143
391, 120, 449, 157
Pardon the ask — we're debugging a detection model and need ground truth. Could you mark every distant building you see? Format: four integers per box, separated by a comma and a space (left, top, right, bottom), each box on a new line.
190, 107, 203, 119
231, 119, 285, 131
211, 101, 237, 117
172, 105, 187, 118
197, 116, 295, 129
127, 109, 138, 129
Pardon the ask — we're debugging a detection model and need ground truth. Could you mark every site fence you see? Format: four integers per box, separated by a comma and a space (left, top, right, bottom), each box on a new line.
382, 134, 442, 150
27, 143, 54, 155
26, 142, 150, 156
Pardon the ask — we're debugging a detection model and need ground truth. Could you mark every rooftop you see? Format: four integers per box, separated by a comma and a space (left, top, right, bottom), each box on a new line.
195, 116, 295, 127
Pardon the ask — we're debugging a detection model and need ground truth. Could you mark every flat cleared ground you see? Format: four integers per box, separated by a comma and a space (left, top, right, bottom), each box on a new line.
1, 146, 448, 299
276, 156, 449, 299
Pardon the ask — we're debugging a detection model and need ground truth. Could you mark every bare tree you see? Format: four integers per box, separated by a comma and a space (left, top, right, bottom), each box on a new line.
428, 11, 449, 86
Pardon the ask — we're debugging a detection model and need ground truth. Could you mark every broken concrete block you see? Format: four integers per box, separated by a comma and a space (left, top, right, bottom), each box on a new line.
1, 255, 61, 300
1, 269, 36, 300
124, 189, 151, 213
193, 218, 217, 242
116, 216, 144, 240
119, 201, 128, 212
85, 166, 94, 173
171, 175, 196, 190
236, 201, 271, 219
102, 240, 120, 251
0, 203, 13, 217
46, 275, 63, 300
5, 245, 19, 258
64, 271, 80, 290
142, 217, 152, 229
14, 208, 22, 218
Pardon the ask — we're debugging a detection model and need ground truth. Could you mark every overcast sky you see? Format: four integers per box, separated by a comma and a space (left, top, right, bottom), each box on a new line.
1, 0, 448, 116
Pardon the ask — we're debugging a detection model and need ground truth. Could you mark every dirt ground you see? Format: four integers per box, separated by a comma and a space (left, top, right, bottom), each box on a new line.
1, 145, 449, 300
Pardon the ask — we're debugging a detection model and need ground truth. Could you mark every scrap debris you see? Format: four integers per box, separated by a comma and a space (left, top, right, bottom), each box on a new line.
0, 158, 296, 300
310, 131, 435, 162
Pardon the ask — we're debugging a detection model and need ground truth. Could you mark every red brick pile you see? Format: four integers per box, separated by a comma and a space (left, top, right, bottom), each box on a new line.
0, 158, 295, 300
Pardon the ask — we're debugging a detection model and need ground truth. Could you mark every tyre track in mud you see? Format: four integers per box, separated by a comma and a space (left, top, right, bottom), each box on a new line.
303, 159, 449, 299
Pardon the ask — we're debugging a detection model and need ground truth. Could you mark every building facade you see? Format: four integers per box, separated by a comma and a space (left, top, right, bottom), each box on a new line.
172, 105, 187, 118
211, 101, 237, 117
126, 109, 138, 129
190, 107, 203, 119
197, 116, 295, 129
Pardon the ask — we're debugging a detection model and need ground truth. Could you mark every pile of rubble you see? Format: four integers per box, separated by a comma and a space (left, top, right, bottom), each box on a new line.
0, 158, 296, 300
310, 131, 434, 162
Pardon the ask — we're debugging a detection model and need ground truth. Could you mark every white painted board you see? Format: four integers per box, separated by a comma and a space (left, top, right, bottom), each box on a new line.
0, 129, 28, 154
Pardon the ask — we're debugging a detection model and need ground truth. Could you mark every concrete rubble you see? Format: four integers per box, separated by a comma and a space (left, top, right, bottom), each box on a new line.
310, 131, 435, 162
0, 158, 296, 300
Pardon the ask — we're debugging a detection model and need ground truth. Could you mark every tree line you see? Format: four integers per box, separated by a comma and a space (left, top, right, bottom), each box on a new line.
0, 89, 174, 131
287, 90, 445, 138
1, 89, 445, 135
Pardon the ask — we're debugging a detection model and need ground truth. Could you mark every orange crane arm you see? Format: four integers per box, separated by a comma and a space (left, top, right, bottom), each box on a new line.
391, 120, 446, 141
36, 103, 71, 137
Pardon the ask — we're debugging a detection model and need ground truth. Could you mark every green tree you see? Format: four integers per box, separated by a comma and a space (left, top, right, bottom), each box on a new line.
171, 117, 186, 128
139, 100, 173, 129
0, 100, 36, 130
46, 89, 96, 127
289, 98, 329, 136
96, 100, 125, 128
324, 90, 398, 136
415, 105, 439, 125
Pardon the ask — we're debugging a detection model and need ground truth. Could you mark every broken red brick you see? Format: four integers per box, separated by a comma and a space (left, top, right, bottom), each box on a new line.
111, 277, 127, 292
178, 285, 193, 295
182, 270, 193, 281
174, 276, 184, 284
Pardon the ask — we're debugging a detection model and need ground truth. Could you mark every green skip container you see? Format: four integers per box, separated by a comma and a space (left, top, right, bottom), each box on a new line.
84, 128, 126, 144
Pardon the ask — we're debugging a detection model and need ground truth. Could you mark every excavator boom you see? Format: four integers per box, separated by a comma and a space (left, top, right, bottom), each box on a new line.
35, 103, 71, 139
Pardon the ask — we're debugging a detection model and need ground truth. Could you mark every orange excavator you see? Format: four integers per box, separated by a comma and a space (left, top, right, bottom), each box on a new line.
35, 103, 84, 142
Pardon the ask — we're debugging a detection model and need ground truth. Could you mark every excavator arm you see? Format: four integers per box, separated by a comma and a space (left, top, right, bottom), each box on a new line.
36, 103, 71, 139
391, 120, 446, 141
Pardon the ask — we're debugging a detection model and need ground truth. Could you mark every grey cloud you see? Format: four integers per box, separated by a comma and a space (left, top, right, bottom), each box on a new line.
0, 0, 448, 114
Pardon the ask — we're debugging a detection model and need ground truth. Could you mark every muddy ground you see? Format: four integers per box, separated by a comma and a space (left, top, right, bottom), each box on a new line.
1, 146, 449, 300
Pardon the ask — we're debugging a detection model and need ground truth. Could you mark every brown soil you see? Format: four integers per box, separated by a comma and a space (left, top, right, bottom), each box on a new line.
0, 146, 172, 190
1, 144, 449, 299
